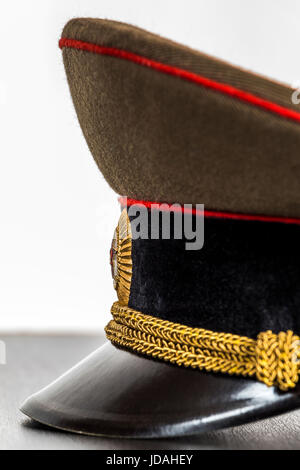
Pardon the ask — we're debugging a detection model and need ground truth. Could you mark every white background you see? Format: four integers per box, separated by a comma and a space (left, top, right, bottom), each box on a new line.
0, 0, 299, 332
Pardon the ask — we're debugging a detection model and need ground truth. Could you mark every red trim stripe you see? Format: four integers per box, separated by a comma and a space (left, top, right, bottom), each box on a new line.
119, 197, 300, 226
59, 37, 300, 124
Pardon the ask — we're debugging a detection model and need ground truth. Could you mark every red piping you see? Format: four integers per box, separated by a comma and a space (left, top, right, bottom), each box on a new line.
119, 197, 300, 226
59, 37, 300, 124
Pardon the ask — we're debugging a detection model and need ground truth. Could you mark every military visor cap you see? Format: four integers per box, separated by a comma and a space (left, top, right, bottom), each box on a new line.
21, 18, 300, 438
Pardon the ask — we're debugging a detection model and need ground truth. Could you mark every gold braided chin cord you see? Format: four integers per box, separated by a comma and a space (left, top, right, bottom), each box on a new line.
105, 302, 300, 391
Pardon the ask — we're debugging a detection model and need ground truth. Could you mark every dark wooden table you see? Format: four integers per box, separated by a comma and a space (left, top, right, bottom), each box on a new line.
1, 334, 300, 450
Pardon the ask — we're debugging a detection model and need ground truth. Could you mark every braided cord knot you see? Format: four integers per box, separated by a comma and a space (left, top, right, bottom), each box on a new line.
256, 330, 300, 391
106, 302, 300, 391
